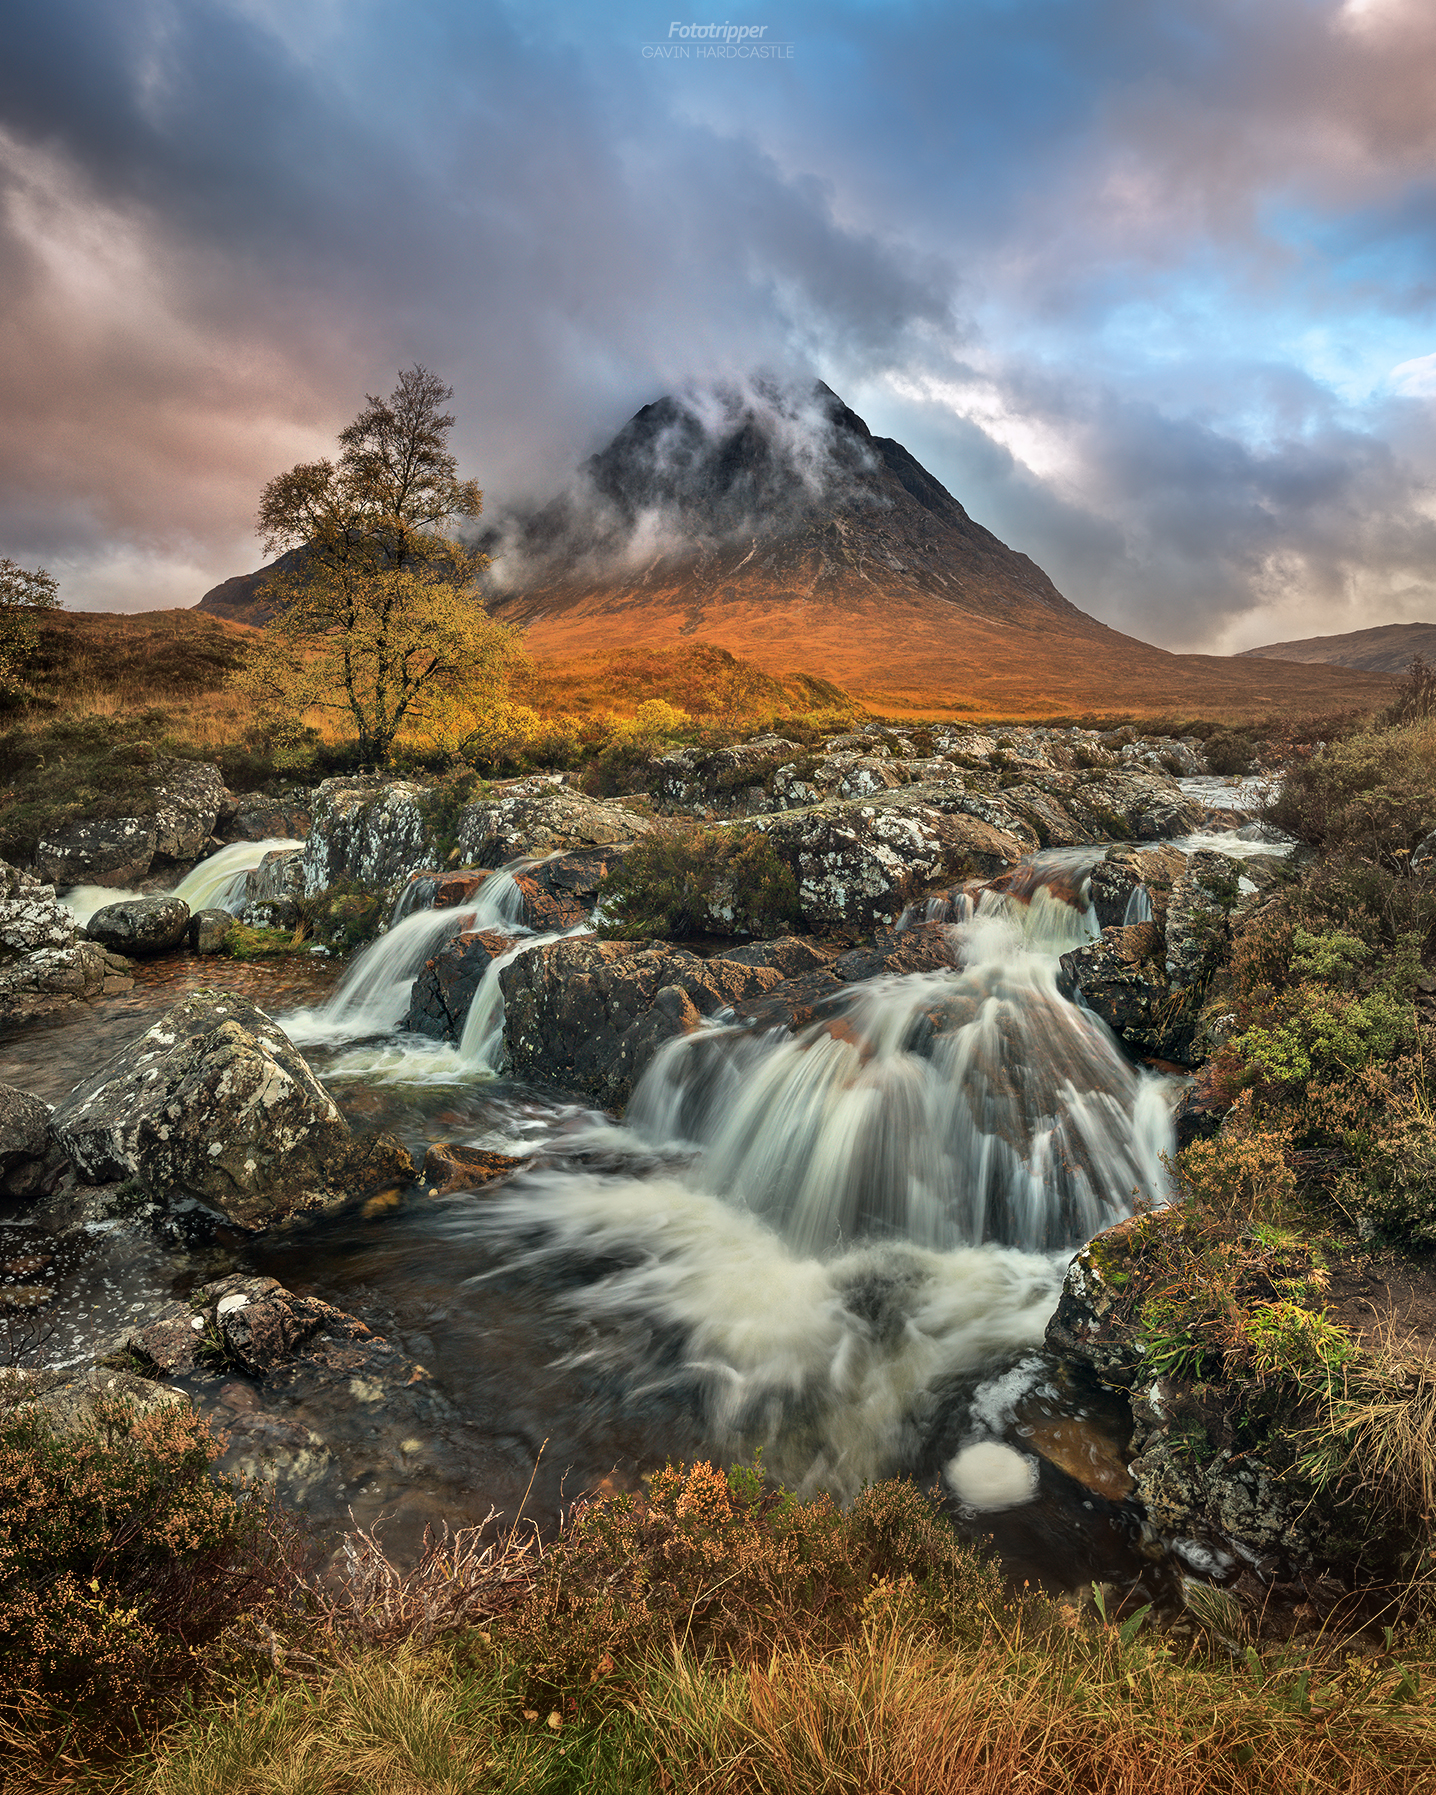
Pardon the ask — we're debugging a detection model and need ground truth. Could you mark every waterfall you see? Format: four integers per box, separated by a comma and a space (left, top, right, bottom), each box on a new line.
629, 885, 1157, 1255
1123, 884, 1154, 925
456, 931, 571, 1072
285, 905, 473, 1044
172, 838, 304, 914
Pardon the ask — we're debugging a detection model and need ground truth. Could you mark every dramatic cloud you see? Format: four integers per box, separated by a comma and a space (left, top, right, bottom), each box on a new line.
3, 0, 1436, 648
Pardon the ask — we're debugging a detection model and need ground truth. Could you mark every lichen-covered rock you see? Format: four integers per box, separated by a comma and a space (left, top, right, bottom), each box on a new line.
86, 895, 191, 956
405, 928, 512, 1042
50, 991, 414, 1229
301, 777, 438, 898
0, 860, 132, 1028
1088, 846, 1186, 930
456, 788, 653, 866
1059, 923, 1196, 1062
1166, 850, 1241, 991
242, 846, 304, 924
754, 796, 1027, 931
0, 1082, 60, 1198
33, 759, 225, 886
499, 937, 786, 1107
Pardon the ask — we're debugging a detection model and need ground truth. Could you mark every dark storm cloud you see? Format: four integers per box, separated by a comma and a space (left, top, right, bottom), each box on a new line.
2, 0, 1435, 645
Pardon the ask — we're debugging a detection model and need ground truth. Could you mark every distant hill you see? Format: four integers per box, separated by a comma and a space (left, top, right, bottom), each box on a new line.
1239, 621, 1436, 675
196, 548, 308, 625
193, 379, 1398, 721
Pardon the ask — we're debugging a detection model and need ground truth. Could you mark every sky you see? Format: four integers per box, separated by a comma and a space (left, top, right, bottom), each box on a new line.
4, 0, 1436, 652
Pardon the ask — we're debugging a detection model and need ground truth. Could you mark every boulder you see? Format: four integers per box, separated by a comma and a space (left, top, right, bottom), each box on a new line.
86, 895, 191, 956
242, 846, 304, 923
1166, 850, 1241, 992
188, 907, 235, 954
301, 777, 438, 898
420, 1143, 524, 1194
0, 860, 132, 1028
50, 991, 414, 1230
405, 928, 513, 1042
33, 759, 225, 886
718, 936, 838, 978
217, 788, 314, 843
1059, 924, 1191, 1062
499, 937, 786, 1108
456, 788, 653, 866
754, 796, 1027, 932
0, 1082, 60, 1199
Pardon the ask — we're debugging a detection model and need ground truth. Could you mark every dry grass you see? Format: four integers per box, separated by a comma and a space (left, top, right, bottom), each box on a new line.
1300, 1317, 1436, 1526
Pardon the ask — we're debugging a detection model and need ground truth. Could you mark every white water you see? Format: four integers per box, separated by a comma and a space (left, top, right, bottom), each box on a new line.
171, 837, 303, 913
443, 871, 1177, 1494
59, 836, 303, 925
1122, 884, 1154, 924
286, 906, 472, 1046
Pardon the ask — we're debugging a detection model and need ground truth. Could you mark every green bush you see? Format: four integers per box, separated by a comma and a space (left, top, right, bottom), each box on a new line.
1204, 728, 1257, 775
1266, 724, 1436, 861
599, 824, 801, 939
0, 1395, 296, 1732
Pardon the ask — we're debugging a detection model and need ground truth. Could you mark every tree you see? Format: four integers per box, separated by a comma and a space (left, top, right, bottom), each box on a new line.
235, 366, 522, 763
0, 558, 61, 698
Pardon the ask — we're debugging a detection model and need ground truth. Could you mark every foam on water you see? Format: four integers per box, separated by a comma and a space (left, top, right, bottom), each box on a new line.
171, 838, 303, 913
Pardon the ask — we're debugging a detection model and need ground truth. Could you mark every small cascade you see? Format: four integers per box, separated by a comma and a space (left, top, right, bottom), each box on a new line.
1122, 884, 1154, 925
628, 879, 1157, 1256
286, 905, 473, 1044
172, 838, 304, 914
391, 875, 439, 923
456, 931, 567, 1072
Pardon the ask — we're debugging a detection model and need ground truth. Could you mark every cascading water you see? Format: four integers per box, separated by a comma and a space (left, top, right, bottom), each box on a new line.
171, 838, 304, 913
443, 869, 1177, 1497
1122, 884, 1154, 925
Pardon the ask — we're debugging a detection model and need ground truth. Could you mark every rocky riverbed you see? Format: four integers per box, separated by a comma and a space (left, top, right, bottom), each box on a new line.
3, 717, 1347, 1611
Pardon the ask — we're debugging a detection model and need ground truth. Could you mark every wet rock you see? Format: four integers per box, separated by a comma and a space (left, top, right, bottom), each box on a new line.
1059, 924, 1195, 1062
456, 788, 653, 866
830, 920, 959, 982
1166, 850, 1241, 992
718, 936, 838, 978
499, 937, 786, 1108
1044, 1220, 1149, 1385
243, 846, 304, 923
50, 991, 414, 1230
1088, 847, 1186, 931
513, 874, 588, 932
301, 777, 438, 898
1022, 1416, 1135, 1501
754, 796, 1027, 932
420, 1143, 524, 1194
33, 760, 226, 886
217, 788, 314, 842
0, 1082, 61, 1199
86, 894, 191, 956
405, 928, 512, 1042
188, 907, 235, 954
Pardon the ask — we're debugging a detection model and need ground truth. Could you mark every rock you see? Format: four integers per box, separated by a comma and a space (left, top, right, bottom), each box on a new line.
718, 936, 838, 978
301, 777, 438, 898
1166, 850, 1240, 991
86, 895, 191, 956
404, 928, 512, 1042
217, 788, 314, 842
50, 991, 415, 1230
243, 846, 305, 922
831, 920, 960, 982
0, 860, 132, 1028
1059, 923, 1196, 1063
6, 1364, 190, 1433
456, 789, 653, 866
34, 816, 158, 888
33, 759, 226, 886
754, 796, 1027, 932
499, 937, 786, 1108
188, 907, 235, 954
651, 736, 804, 811
1088, 846, 1186, 931
420, 1143, 524, 1194
0, 1082, 61, 1199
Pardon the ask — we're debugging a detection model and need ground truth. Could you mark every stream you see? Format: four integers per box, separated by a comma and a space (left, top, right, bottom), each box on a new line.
2, 797, 1286, 1603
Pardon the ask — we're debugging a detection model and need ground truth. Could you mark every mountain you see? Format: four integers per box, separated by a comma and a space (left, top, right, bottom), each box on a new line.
196, 548, 308, 625
1238, 621, 1436, 675
196, 379, 1396, 719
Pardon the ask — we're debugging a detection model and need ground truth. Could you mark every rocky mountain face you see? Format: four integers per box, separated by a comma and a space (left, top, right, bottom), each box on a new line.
494, 380, 1085, 630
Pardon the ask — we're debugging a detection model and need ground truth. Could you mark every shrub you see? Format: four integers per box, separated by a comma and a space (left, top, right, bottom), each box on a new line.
0, 1395, 297, 1735
505, 1463, 1000, 1708
1204, 728, 1257, 775
1266, 722, 1436, 861
599, 824, 801, 939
